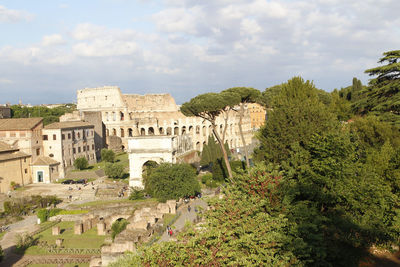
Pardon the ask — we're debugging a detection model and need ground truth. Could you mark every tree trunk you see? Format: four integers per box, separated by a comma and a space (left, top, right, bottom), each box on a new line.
212, 124, 233, 182
239, 103, 250, 173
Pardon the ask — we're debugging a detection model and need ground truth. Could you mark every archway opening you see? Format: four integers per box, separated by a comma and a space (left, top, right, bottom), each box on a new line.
159, 127, 164, 135
120, 128, 125, 138
148, 127, 155, 135
174, 127, 179, 135
166, 127, 172, 135
142, 160, 159, 189
128, 128, 133, 137
140, 128, 146, 136
181, 126, 186, 135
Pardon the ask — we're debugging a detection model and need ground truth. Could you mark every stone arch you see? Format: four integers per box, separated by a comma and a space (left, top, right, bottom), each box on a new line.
108, 215, 131, 227
106, 129, 110, 136
166, 127, 172, 135
128, 128, 133, 137
174, 127, 179, 135
196, 141, 200, 151
202, 126, 206, 136
140, 128, 146, 136
120, 112, 124, 121
120, 128, 125, 138
105, 112, 109, 121
181, 126, 186, 135
188, 126, 193, 135
112, 112, 116, 121
196, 125, 200, 134
130, 157, 166, 188
112, 128, 116, 136
159, 127, 164, 135
148, 127, 155, 135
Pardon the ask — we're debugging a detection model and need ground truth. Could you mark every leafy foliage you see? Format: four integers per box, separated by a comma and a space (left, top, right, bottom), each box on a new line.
15, 233, 35, 253
115, 164, 301, 266
111, 219, 129, 240
105, 162, 125, 178
129, 187, 145, 200
200, 135, 230, 166
353, 50, 400, 125
145, 163, 200, 202
73, 157, 88, 170
255, 77, 336, 163
10, 104, 76, 126
101, 148, 115, 163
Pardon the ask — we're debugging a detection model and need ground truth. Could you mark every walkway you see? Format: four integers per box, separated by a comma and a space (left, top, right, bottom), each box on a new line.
0, 215, 39, 266
159, 198, 208, 242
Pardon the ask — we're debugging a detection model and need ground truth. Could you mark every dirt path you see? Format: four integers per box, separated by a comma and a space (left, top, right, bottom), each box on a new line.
159, 198, 208, 242
0, 215, 39, 267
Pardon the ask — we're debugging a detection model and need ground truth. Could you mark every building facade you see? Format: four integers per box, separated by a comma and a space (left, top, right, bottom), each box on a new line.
42, 121, 97, 178
0, 141, 31, 193
77, 86, 253, 152
247, 103, 266, 130
0, 118, 43, 162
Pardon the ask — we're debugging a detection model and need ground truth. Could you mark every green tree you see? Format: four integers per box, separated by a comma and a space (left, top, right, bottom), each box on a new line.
10, 104, 76, 125
255, 77, 336, 163
181, 93, 234, 181
222, 87, 261, 171
200, 135, 230, 167
73, 157, 88, 170
146, 163, 200, 202
105, 163, 125, 178
111, 164, 301, 266
353, 50, 400, 125
101, 148, 115, 163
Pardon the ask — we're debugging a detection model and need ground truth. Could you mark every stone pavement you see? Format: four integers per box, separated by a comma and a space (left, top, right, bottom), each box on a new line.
159, 198, 208, 242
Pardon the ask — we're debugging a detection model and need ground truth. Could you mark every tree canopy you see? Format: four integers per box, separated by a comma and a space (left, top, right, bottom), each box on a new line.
145, 163, 200, 202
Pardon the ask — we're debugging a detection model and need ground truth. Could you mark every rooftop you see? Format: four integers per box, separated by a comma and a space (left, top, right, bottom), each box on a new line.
0, 117, 43, 131
32, 156, 59, 166
45, 121, 93, 130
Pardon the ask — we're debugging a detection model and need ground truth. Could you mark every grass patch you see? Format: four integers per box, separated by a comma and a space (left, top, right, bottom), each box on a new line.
25, 221, 108, 255
57, 209, 89, 215
163, 214, 176, 227
87, 152, 129, 172
73, 198, 157, 209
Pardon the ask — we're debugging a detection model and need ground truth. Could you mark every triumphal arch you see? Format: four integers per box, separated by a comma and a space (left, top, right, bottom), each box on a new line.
127, 135, 193, 188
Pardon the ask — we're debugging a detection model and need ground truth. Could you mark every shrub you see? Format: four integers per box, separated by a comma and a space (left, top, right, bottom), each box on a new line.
37, 209, 49, 223
15, 233, 34, 252
200, 173, 213, 184
105, 163, 125, 178
211, 158, 228, 182
111, 219, 129, 240
101, 149, 115, 163
129, 187, 145, 200
74, 157, 88, 170
230, 160, 246, 172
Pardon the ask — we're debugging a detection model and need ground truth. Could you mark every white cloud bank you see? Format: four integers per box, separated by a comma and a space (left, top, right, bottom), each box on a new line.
0, 0, 399, 104
0, 5, 33, 23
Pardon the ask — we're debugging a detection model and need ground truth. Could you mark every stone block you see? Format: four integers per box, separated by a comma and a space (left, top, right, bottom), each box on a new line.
127, 220, 149, 231
97, 222, 106, 236
74, 223, 83, 235
166, 200, 176, 214
157, 203, 170, 214
89, 257, 102, 267
55, 238, 63, 247
52, 226, 60, 236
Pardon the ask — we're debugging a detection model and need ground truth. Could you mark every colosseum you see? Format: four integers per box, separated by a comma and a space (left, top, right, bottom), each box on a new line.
76, 86, 253, 153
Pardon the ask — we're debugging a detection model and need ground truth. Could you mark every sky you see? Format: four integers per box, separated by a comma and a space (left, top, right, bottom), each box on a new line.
0, 0, 399, 105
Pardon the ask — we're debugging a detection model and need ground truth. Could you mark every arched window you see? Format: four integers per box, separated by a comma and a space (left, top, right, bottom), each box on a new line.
166, 127, 172, 135
120, 128, 124, 138
159, 127, 164, 135
140, 128, 146, 136
148, 127, 155, 135
128, 128, 133, 137
112, 128, 116, 136
174, 127, 179, 135
181, 126, 186, 135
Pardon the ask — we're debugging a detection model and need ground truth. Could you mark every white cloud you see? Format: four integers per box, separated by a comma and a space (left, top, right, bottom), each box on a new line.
0, 5, 33, 23
42, 34, 66, 46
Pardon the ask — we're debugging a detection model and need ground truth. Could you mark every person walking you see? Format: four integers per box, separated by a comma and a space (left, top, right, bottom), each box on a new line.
187, 205, 191, 213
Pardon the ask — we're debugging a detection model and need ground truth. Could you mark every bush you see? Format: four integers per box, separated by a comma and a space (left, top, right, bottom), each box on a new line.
101, 149, 115, 163
37, 209, 49, 223
15, 233, 35, 252
74, 157, 88, 170
111, 219, 129, 240
230, 160, 246, 172
211, 158, 228, 182
105, 163, 125, 178
201, 173, 213, 184
129, 187, 145, 200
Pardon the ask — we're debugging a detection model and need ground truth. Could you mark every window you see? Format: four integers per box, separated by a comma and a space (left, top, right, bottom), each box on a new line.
83, 146, 86, 152
24, 158, 26, 163
53, 134, 56, 140
77, 132, 80, 139
24, 169, 27, 174
36, 148, 40, 156
68, 133, 71, 139
87, 145, 90, 151
73, 148, 76, 154
78, 147, 81, 153
43, 135, 48, 140
92, 144, 94, 150
62, 134, 65, 140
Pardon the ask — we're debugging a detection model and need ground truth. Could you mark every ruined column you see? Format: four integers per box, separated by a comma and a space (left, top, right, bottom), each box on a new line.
74, 222, 83, 235
97, 222, 106, 235
52, 226, 60, 236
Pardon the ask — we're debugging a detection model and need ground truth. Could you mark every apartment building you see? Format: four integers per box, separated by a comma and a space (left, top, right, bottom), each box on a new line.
42, 121, 96, 178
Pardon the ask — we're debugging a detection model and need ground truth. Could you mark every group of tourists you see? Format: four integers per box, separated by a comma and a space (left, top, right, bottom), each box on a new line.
166, 225, 173, 236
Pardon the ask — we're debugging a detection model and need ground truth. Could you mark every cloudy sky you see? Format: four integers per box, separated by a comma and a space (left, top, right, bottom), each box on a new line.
0, 0, 399, 105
